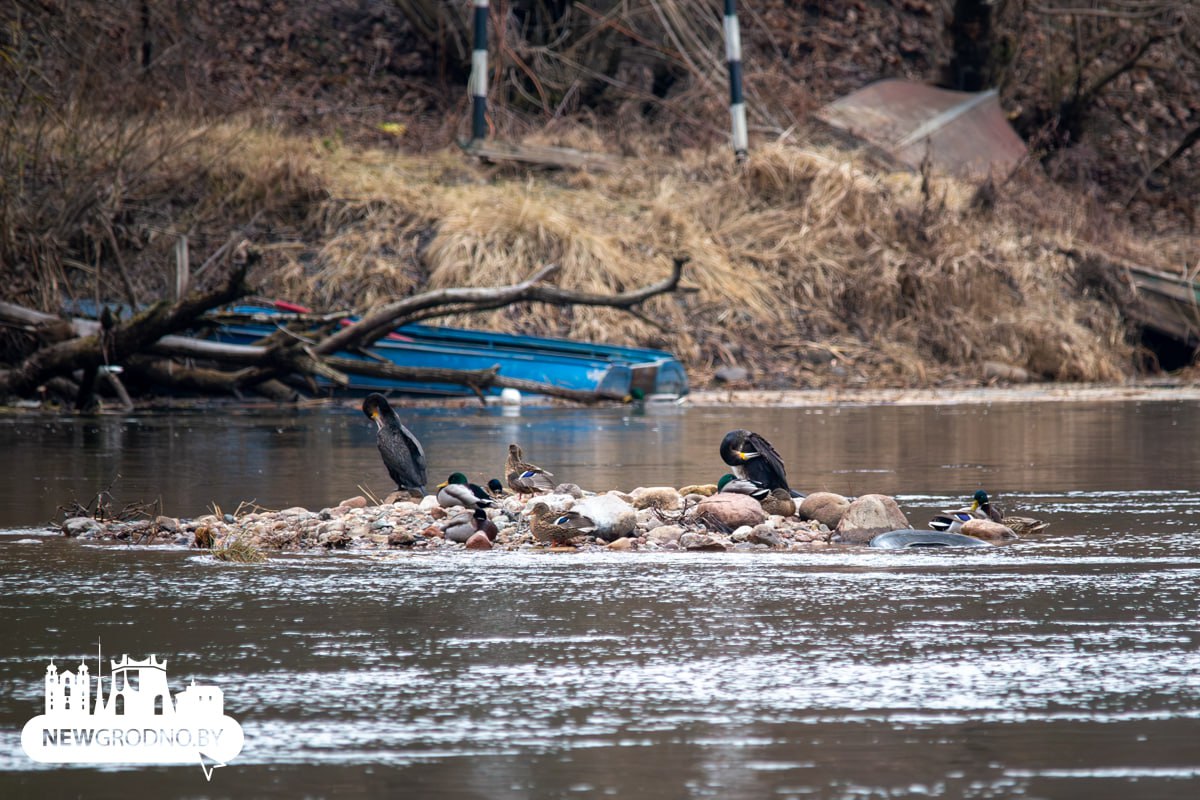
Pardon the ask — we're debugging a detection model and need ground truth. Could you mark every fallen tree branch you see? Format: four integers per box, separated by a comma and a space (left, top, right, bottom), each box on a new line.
0, 248, 255, 398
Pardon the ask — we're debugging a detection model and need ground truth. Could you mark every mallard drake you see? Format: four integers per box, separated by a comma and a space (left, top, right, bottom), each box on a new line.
362, 393, 427, 494
719, 429, 792, 493
929, 490, 1048, 536
486, 478, 512, 499
528, 501, 584, 546
717, 474, 796, 517
506, 443, 556, 494
974, 490, 1049, 535
443, 508, 499, 543
436, 472, 496, 510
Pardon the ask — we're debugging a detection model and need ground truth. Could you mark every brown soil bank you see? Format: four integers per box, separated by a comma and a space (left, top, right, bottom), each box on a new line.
3, 2, 1198, 391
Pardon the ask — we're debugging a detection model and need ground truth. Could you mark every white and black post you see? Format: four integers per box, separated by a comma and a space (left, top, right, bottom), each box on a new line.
723, 0, 748, 161
470, 0, 489, 142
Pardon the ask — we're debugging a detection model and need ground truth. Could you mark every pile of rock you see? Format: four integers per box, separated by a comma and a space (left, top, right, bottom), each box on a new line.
58, 485, 930, 555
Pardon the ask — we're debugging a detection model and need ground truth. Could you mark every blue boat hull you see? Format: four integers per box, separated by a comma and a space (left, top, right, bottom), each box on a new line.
209, 301, 693, 398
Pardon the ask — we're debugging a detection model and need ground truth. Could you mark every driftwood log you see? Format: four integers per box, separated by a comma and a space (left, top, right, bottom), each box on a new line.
0, 254, 692, 406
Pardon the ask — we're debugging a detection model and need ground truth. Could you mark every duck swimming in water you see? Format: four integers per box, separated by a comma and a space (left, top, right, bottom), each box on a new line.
929, 490, 1048, 536
973, 490, 1049, 535
506, 443, 556, 495
719, 429, 792, 493
362, 393, 427, 495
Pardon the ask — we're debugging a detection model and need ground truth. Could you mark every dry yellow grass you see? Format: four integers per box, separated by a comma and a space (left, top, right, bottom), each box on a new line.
9, 115, 1195, 387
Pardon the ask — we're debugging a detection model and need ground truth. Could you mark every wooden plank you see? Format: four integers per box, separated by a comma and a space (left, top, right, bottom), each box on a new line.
462, 139, 625, 171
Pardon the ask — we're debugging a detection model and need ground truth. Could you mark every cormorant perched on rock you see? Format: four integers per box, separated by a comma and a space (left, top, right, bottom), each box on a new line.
719, 429, 790, 493
362, 393, 427, 494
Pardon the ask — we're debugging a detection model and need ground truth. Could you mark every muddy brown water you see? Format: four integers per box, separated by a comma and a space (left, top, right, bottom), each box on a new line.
1, 399, 1199, 798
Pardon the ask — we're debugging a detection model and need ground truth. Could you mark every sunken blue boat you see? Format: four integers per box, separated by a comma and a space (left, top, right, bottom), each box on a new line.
209, 303, 688, 399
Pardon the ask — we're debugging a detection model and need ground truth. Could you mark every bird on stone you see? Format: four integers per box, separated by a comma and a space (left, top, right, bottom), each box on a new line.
362, 393, 426, 495
436, 472, 497, 510
527, 502, 583, 546
443, 508, 499, 543
486, 478, 512, 499
506, 443, 556, 495
719, 429, 791, 493
717, 474, 796, 517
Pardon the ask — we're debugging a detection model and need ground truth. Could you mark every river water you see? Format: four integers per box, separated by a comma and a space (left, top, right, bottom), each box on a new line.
1, 398, 1199, 798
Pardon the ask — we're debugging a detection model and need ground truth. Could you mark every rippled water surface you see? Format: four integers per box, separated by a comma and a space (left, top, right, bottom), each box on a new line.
2, 399, 1199, 798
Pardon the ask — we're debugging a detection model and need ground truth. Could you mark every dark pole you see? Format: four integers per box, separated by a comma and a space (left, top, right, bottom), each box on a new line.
723, 0, 748, 161
470, 0, 489, 142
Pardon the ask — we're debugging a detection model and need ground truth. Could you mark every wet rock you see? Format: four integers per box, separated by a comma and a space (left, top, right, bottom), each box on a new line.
679, 532, 729, 551
223, 513, 237, 524
693, 493, 765, 531
833, 494, 911, 544
173, 534, 190, 546
371, 518, 393, 530
647, 525, 684, 545
607, 537, 634, 551
799, 492, 851, 529
388, 530, 417, 547
420, 524, 443, 539
631, 487, 682, 511
318, 528, 352, 548
535, 493, 578, 514
465, 532, 493, 550
62, 517, 102, 538
731, 525, 755, 542
154, 516, 180, 534
570, 494, 637, 541
749, 524, 784, 548
961, 519, 1018, 541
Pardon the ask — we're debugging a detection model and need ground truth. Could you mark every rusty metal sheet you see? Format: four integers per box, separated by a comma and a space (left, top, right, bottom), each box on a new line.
815, 79, 1027, 179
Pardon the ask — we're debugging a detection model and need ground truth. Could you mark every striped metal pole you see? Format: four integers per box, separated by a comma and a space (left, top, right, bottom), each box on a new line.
723, 0, 748, 160
470, 0, 489, 142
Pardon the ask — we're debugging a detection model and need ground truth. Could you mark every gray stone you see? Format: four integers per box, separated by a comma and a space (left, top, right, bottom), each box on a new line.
62, 517, 101, 537
646, 525, 684, 545
798, 492, 851, 529
631, 487, 682, 511
693, 493, 765, 531
679, 532, 729, 551
154, 515, 180, 534
749, 524, 784, 548
961, 519, 1018, 541
833, 494, 911, 544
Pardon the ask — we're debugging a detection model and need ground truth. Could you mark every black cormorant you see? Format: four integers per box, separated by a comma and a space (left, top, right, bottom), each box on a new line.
719, 429, 790, 493
362, 393, 427, 494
